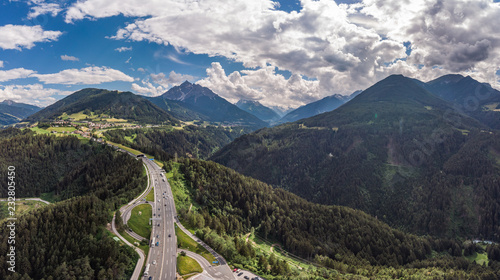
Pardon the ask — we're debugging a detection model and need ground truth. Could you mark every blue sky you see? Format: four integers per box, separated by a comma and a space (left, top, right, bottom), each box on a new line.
1, 0, 499, 108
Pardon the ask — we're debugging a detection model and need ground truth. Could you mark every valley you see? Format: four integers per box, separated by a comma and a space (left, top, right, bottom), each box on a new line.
1, 74, 500, 280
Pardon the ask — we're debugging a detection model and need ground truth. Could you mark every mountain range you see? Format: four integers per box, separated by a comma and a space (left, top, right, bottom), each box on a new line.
211, 74, 500, 241
235, 99, 281, 123
0, 100, 41, 125
149, 81, 267, 129
277, 91, 361, 124
25, 88, 179, 125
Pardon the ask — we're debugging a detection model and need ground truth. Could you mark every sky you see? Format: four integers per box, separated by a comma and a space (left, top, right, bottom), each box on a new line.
0, 0, 499, 109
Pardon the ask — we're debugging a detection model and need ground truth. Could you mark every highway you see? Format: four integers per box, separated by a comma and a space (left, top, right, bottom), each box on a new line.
111, 213, 146, 280
141, 157, 177, 280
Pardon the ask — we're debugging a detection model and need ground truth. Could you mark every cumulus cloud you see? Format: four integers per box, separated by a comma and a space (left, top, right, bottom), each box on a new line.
34, 66, 134, 85
198, 62, 321, 108
115, 46, 132, 52
61, 55, 79, 61
131, 82, 165, 97
0, 84, 72, 107
0, 68, 36, 82
65, 0, 500, 98
150, 71, 194, 88
28, 2, 62, 19
131, 70, 194, 96
0, 25, 62, 50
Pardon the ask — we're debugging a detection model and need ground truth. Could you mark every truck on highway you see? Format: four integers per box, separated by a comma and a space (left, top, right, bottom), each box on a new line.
151, 237, 155, 247
144, 263, 150, 276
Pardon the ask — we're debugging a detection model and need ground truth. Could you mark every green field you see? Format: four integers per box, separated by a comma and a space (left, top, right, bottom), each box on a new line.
177, 255, 203, 276
48, 126, 76, 133
128, 204, 152, 239
465, 252, 489, 266
175, 224, 216, 264
145, 189, 155, 202
30, 127, 51, 134
0, 200, 48, 219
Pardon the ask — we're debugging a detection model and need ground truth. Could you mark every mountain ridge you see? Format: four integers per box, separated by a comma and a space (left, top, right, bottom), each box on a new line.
0, 100, 42, 125
236, 99, 281, 123
211, 74, 499, 240
25, 88, 178, 125
151, 81, 267, 129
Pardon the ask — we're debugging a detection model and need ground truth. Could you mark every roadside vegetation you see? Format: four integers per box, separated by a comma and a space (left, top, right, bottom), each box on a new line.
128, 204, 152, 239
177, 254, 203, 278
175, 225, 216, 263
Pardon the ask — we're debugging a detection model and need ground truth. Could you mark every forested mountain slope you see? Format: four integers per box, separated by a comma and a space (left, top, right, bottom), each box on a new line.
104, 125, 248, 160
25, 88, 178, 125
0, 130, 146, 279
170, 158, 500, 279
0, 100, 41, 125
211, 75, 500, 240
424, 74, 500, 129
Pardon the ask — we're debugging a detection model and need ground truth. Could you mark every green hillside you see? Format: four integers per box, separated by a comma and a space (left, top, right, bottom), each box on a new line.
0, 129, 146, 279
25, 88, 179, 125
211, 75, 500, 240
167, 158, 500, 279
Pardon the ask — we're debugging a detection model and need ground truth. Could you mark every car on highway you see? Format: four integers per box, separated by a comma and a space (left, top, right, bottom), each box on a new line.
156, 235, 159, 238
158, 223, 160, 226
237, 272, 243, 276
152, 260, 156, 265
233, 268, 238, 272
168, 234, 171, 237
244, 276, 249, 280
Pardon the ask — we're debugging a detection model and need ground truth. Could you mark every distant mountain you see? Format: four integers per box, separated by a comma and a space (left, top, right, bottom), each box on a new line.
277, 90, 362, 124
424, 74, 500, 129
151, 81, 267, 129
25, 88, 178, 125
146, 96, 210, 122
269, 105, 294, 117
211, 74, 500, 240
235, 99, 280, 122
0, 100, 41, 125
278, 94, 346, 124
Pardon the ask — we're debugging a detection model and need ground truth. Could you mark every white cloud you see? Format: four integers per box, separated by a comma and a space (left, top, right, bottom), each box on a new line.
198, 62, 321, 108
115, 46, 132, 52
28, 2, 62, 19
34, 66, 134, 85
0, 84, 72, 107
0, 25, 62, 50
61, 55, 79, 61
131, 81, 165, 97
65, 0, 500, 95
132, 70, 194, 96
0, 68, 36, 82
0, 61, 3, 68
150, 71, 194, 88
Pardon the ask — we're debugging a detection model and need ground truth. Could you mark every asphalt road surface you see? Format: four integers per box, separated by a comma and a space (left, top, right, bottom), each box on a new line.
142, 158, 177, 280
